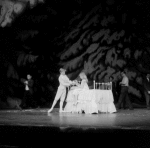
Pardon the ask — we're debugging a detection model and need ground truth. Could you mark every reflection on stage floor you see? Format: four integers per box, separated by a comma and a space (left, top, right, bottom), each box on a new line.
1, 108, 150, 147
0, 108, 150, 130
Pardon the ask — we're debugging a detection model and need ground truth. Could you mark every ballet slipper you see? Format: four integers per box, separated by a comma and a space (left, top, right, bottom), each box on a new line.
48, 108, 53, 113
59, 110, 65, 113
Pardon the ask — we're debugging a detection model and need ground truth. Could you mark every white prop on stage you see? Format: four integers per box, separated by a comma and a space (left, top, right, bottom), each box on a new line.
64, 80, 116, 114
93, 80, 112, 90
92, 80, 116, 113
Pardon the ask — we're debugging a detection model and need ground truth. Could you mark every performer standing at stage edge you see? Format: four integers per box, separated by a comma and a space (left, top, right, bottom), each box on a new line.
143, 74, 150, 110
48, 68, 74, 114
116, 71, 134, 110
21, 74, 35, 109
109, 76, 119, 104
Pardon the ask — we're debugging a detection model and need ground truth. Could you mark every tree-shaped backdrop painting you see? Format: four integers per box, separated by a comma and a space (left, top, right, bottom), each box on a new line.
0, 0, 150, 107
58, 2, 150, 106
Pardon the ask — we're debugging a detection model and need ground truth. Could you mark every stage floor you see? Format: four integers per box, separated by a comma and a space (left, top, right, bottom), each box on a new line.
1, 108, 150, 130
1, 108, 150, 147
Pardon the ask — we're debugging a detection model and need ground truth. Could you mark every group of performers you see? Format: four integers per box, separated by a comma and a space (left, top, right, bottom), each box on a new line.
47, 68, 116, 115
20, 67, 150, 112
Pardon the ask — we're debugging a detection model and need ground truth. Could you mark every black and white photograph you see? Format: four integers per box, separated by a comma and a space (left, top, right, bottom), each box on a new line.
0, 0, 150, 147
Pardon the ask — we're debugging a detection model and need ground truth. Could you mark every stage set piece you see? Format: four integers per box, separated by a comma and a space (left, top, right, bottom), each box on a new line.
64, 80, 116, 114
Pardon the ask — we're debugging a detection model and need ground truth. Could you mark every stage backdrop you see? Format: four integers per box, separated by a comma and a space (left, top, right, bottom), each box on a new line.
0, 0, 150, 108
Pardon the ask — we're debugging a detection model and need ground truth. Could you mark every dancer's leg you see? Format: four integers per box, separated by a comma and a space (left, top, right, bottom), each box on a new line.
59, 101, 64, 112
48, 88, 63, 113
48, 100, 57, 113
59, 89, 66, 112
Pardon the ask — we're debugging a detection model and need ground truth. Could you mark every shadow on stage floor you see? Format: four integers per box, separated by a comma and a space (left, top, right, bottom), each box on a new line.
0, 108, 150, 147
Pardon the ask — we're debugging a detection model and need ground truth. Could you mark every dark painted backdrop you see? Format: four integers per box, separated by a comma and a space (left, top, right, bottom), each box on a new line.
0, 0, 150, 108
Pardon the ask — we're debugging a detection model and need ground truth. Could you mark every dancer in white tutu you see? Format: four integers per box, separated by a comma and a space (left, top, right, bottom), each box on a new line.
64, 72, 90, 113
72, 72, 89, 103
